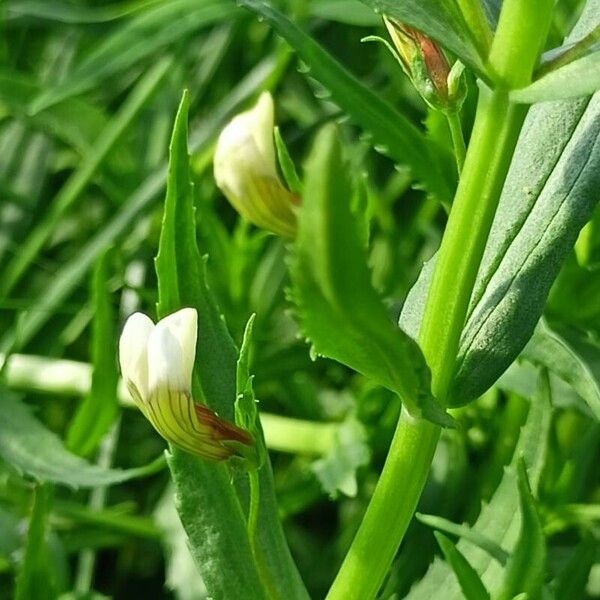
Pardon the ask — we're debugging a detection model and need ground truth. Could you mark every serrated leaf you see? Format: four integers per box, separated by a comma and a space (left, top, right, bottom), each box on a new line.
406, 371, 552, 600
239, 0, 455, 205
522, 320, 600, 419
0, 392, 161, 488
434, 533, 491, 600
357, 0, 488, 77
291, 124, 452, 426
494, 460, 546, 600
511, 50, 600, 103
311, 418, 370, 498
155, 92, 308, 599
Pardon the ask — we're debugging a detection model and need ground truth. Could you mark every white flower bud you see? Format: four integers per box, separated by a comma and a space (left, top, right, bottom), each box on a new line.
214, 92, 297, 237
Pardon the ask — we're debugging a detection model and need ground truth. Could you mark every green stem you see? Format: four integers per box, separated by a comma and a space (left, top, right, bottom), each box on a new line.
247, 469, 260, 558
327, 1, 554, 598
455, 0, 493, 57
446, 112, 466, 174
420, 87, 527, 400
326, 413, 440, 600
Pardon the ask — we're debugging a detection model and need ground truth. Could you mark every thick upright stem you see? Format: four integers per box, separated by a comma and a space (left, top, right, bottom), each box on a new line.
326, 1, 554, 598
326, 413, 439, 600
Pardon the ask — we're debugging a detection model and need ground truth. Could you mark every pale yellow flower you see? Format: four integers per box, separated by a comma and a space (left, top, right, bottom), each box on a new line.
119, 308, 253, 461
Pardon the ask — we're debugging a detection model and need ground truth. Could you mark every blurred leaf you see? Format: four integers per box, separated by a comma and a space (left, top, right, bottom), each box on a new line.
512, 50, 600, 102
6, 0, 158, 23
29, 0, 236, 113
156, 92, 308, 599
239, 0, 456, 205
406, 371, 552, 599
417, 513, 509, 565
0, 57, 171, 299
551, 535, 598, 599
434, 533, 490, 600
66, 253, 119, 457
0, 57, 275, 352
523, 319, 600, 420
291, 124, 452, 426
0, 392, 163, 488
495, 460, 546, 600
311, 417, 370, 497
14, 486, 55, 600
357, 0, 488, 76
309, 0, 380, 26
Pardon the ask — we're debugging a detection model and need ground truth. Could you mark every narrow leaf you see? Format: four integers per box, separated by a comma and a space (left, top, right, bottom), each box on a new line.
511, 51, 600, 103
523, 319, 600, 419
291, 124, 452, 426
0, 392, 162, 488
14, 486, 56, 600
66, 252, 119, 456
406, 371, 552, 599
416, 513, 509, 565
434, 532, 490, 600
495, 459, 546, 600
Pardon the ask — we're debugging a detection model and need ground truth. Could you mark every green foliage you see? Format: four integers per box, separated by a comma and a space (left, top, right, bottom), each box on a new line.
408, 370, 552, 599
14, 486, 56, 600
523, 319, 600, 419
311, 418, 370, 497
512, 50, 600, 102
1, 0, 599, 597
0, 391, 162, 488
494, 460, 546, 600
66, 253, 119, 456
434, 533, 490, 600
291, 124, 451, 426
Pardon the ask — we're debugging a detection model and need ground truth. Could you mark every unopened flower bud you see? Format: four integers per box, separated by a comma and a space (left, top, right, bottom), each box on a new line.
384, 17, 466, 113
119, 308, 254, 461
214, 92, 297, 238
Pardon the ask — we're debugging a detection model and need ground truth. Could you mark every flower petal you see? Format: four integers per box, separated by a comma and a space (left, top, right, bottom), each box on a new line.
147, 307, 197, 394
119, 312, 155, 404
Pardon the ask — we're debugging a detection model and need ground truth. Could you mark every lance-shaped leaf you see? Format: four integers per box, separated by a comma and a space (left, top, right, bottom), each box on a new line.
239, 0, 455, 205
522, 319, 600, 420
495, 460, 546, 600
155, 92, 308, 599
400, 0, 600, 405
511, 50, 600, 103
434, 533, 490, 600
291, 124, 451, 427
0, 391, 163, 488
